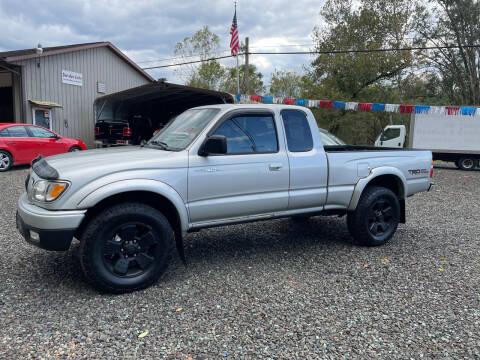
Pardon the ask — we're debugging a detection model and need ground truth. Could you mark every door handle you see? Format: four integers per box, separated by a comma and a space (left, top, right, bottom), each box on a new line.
269, 163, 283, 171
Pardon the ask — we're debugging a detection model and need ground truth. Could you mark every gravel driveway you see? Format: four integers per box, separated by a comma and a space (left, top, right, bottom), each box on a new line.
1, 164, 479, 359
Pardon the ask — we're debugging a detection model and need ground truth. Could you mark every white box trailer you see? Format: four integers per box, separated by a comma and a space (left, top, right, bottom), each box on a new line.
375, 113, 480, 170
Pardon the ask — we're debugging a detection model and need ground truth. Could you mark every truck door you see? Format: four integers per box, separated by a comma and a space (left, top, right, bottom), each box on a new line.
280, 109, 328, 210
187, 111, 289, 224
375, 125, 406, 148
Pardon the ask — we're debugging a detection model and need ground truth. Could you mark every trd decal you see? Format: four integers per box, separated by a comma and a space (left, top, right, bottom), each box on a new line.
408, 169, 428, 175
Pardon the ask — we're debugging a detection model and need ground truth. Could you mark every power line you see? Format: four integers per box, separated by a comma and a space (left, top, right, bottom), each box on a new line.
142, 54, 235, 69
136, 50, 232, 64
136, 44, 313, 64
142, 44, 480, 70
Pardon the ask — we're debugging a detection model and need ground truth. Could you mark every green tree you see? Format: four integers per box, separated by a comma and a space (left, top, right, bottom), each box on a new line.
308, 0, 415, 100
413, 0, 480, 105
223, 64, 264, 94
187, 61, 226, 91
269, 69, 303, 98
173, 26, 224, 89
304, 0, 417, 145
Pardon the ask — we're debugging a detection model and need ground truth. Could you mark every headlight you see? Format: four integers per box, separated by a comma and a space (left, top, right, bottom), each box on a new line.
32, 180, 69, 202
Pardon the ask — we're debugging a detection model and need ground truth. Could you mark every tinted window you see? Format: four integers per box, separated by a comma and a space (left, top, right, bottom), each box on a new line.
7, 126, 29, 138
214, 114, 278, 154
281, 110, 313, 152
0, 129, 9, 137
29, 126, 56, 138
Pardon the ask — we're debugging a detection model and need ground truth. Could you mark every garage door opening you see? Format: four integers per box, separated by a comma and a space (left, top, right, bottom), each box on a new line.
0, 72, 13, 123
94, 81, 234, 146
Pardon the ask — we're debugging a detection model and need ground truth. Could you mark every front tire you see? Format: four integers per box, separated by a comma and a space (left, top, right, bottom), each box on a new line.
0, 150, 13, 172
347, 186, 400, 246
80, 203, 174, 293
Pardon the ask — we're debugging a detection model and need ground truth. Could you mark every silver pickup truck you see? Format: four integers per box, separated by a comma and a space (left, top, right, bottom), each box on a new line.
16, 104, 433, 293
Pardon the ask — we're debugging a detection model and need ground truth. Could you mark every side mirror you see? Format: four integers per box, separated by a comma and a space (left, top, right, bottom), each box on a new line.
200, 135, 227, 156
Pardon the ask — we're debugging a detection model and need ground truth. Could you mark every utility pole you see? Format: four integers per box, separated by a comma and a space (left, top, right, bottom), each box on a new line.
245, 36, 249, 94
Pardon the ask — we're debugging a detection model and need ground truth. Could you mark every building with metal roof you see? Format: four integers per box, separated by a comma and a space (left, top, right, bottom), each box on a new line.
0, 42, 153, 147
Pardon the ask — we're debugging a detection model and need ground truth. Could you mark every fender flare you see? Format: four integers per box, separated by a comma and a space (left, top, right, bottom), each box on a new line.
77, 179, 189, 233
348, 167, 407, 211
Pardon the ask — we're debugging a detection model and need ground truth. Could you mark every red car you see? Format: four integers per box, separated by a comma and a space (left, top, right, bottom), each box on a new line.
0, 123, 87, 172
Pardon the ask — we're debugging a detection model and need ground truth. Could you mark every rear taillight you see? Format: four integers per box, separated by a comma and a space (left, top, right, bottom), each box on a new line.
123, 127, 132, 137
430, 160, 434, 178
94, 127, 99, 136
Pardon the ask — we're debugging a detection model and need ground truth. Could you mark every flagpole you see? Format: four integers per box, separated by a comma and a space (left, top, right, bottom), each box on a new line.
236, 53, 240, 95
235, 1, 240, 95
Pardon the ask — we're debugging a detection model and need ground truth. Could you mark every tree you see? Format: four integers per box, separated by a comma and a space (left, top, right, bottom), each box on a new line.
308, 0, 415, 101
303, 0, 417, 146
173, 26, 224, 88
222, 64, 264, 94
187, 61, 226, 91
269, 69, 303, 98
413, 0, 480, 105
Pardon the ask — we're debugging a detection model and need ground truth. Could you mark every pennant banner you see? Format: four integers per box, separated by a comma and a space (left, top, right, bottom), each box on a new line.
233, 94, 479, 116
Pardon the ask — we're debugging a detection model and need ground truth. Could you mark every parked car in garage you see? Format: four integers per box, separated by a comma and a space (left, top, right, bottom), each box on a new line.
0, 123, 86, 172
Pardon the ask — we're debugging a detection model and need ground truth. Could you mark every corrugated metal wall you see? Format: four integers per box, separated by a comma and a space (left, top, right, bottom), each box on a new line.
13, 47, 150, 147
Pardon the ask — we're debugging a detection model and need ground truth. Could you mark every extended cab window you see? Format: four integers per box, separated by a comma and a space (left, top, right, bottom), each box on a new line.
7, 126, 29, 138
281, 110, 313, 152
213, 114, 278, 154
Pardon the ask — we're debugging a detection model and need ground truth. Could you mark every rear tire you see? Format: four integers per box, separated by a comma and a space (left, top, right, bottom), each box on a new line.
457, 157, 476, 171
347, 186, 400, 246
80, 202, 174, 293
68, 146, 82, 152
0, 150, 13, 172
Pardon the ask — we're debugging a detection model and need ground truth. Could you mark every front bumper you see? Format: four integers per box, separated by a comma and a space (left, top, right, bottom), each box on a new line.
16, 193, 86, 251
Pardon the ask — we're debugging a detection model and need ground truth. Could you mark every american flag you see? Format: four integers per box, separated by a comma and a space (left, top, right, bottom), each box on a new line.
229, 9, 239, 55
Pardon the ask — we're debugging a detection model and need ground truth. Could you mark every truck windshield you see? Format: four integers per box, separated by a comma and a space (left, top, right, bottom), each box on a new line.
380, 128, 401, 141
147, 108, 219, 150
319, 129, 346, 145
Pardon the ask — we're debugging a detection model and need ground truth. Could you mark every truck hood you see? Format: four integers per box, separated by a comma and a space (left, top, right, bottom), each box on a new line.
43, 146, 188, 180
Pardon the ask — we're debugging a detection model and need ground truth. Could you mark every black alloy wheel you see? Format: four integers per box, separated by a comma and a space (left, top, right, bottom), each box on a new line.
80, 203, 174, 293
103, 222, 159, 278
366, 197, 396, 239
347, 186, 400, 246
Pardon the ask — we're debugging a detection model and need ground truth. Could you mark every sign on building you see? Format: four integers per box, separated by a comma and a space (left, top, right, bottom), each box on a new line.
62, 70, 83, 87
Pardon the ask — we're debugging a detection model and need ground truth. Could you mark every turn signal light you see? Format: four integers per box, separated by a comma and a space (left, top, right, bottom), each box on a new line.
49, 184, 67, 200
123, 127, 132, 137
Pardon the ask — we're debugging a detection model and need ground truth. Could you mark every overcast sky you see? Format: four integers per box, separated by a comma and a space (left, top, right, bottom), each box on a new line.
0, 0, 323, 87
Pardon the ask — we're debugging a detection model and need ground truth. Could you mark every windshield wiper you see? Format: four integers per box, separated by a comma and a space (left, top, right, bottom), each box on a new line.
148, 140, 172, 151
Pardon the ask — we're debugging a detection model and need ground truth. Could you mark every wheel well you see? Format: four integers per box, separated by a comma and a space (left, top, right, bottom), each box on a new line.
365, 174, 404, 199
75, 191, 182, 240
0, 148, 13, 158
364, 174, 406, 223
